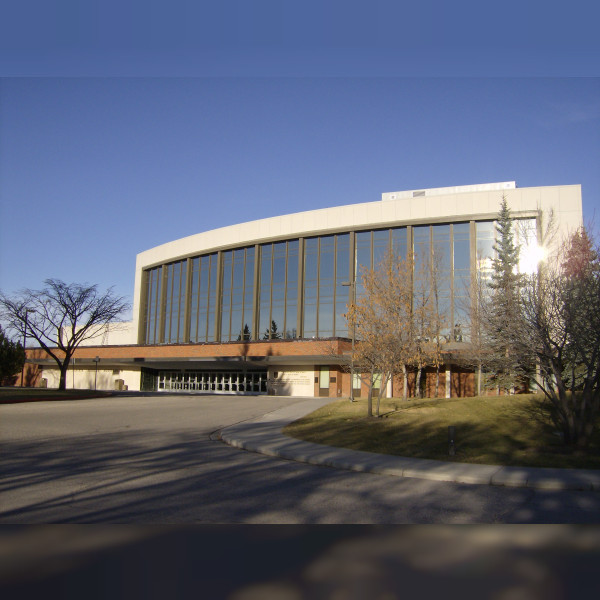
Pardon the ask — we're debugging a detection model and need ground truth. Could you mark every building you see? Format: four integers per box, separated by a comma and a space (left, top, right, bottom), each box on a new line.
31, 182, 582, 397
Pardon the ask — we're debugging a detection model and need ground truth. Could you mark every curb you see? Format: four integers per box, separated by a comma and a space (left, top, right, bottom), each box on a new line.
219, 399, 600, 492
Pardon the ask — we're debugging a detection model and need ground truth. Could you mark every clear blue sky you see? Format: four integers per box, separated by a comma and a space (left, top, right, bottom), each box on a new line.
1, 5, 599, 316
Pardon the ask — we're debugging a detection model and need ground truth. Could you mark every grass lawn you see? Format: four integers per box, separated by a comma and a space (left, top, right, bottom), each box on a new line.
0, 388, 113, 404
283, 395, 600, 470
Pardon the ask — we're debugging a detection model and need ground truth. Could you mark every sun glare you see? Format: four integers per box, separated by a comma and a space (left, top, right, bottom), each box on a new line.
519, 243, 546, 274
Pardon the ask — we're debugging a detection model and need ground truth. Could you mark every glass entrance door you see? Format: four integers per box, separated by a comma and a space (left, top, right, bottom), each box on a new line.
157, 370, 268, 394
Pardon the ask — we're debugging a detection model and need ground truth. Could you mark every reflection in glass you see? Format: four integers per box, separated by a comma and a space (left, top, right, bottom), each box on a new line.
452, 223, 471, 341
372, 229, 389, 268
143, 218, 492, 346
517, 218, 540, 274
476, 221, 495, 277
144, 266, 162, 344
391, 227, 407, 259
335, 233, 350, 337
303, 238, 319, 338
188, 253, 218, 342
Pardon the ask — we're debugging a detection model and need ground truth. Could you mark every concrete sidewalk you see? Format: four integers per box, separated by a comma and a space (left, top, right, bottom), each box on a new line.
219, 397, 600, 491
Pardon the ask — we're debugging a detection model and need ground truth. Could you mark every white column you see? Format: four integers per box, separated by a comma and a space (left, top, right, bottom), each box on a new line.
445, 366, 451, 398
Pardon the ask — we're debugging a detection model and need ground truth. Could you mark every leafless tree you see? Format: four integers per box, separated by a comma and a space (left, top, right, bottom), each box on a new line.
454, 266, 492, 396
346, 251, 415, 416
519, 226, 600, 446
409, 248, 442, 398
429, 242, 451, 397
0, 279, 130, 390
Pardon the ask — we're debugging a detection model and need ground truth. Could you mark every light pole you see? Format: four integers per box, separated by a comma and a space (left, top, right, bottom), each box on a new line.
341, 280, 357, 402
20, 310, 28, 387
93, 356, 100, 390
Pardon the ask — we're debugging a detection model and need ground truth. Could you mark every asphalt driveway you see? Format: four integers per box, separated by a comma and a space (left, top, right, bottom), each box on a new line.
3, 394, 600, 599
2, 394, 600, 525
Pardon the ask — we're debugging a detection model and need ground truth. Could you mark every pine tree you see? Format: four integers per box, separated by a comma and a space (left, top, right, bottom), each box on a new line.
237, 324, 251, 341
486, 195, 525, 392
561, 227, 598, 280
263, 320, 282, 339
0, 325, 26, 384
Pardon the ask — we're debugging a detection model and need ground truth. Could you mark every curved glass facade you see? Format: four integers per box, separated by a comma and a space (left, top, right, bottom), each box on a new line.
140, 219, 538, 345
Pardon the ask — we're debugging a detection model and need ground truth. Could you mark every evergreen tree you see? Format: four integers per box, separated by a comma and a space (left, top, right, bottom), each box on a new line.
486, 196, 526, 392
0, 325, 25, 384
263, 320, 282, 339
237, 324, 252, 341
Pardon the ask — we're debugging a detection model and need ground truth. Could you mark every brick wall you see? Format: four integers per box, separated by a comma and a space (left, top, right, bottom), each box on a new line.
26, 338, 352, 362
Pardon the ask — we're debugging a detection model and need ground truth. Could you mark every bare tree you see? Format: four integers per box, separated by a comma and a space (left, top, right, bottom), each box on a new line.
430, 243, 451, 397
455, 266, 492, 396
0, 279, 130, 390
346, 251, 414, 416
410, 248, 440, 398
519, 227, 600, 446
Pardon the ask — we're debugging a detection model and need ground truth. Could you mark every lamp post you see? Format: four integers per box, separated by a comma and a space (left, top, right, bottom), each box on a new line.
20, 310, 28, 387
93, 356, 100, 390
341, 280, 357, 402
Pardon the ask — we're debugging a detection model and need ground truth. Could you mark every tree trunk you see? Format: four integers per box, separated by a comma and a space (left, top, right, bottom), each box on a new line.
415, 365, 422, 399
477, 363, 482, 396
435, 364, 440, 397
375, 373, 390, 417
58, 361, 69, 390
402, 364, 408, 401
367, 370, 374, 417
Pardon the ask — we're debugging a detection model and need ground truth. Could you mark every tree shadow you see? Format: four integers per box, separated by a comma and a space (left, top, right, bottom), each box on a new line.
4, 524, 600, 600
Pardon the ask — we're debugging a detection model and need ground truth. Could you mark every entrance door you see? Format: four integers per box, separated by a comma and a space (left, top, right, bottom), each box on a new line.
319, 367, 330, 397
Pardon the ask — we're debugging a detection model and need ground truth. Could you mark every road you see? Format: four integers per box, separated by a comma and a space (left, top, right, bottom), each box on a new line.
2, 394, 600, 599
2, 394, 600, 524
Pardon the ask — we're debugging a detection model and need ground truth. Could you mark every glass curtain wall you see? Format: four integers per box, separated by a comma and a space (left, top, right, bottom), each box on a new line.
335, 234, 350, 338
452, 223, 471, 341
164, 260, 187, 344
221, 247, 255, 341
412, 223, 476, 342
516, 218, 539, 274
432, 224, 452, 339
141, 219, 546, 345
476, 221, 496, 281
303, 234, 350, 338
355, 231, 371, 300
391, 227, 407, 259
303, 238, 319, 338
143, 265, 163, 345
259, 240, 299, 339
189, 253, 219, 342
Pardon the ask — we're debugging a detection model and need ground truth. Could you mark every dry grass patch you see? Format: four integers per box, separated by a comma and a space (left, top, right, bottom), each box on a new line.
283, 394, 600, 470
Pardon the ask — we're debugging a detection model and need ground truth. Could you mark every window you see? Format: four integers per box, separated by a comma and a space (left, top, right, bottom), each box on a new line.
259, 240, 299, 339
189, 253, 218, 342
372, 372, 382, 389
319, 367, 330, 389
143, 265, 162, 344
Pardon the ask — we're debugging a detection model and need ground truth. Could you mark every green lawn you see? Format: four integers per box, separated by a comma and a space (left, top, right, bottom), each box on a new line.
283, 395, 600, 470
0, 388, 113, 404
